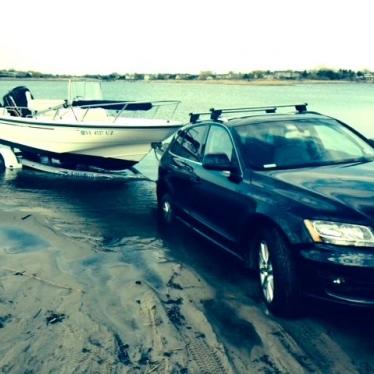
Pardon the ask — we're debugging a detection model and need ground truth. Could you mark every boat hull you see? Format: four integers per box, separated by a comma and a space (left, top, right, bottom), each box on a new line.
0, 115, 181, 167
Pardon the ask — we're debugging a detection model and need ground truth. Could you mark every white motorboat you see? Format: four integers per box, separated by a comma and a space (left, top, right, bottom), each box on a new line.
0, 80, 182, 170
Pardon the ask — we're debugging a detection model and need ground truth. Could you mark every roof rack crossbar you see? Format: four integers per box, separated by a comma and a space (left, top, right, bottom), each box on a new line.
189, 103, 307, 123
209, 103, 308, 120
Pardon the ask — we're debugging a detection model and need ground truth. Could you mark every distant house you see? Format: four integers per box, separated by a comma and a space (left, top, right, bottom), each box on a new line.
124, 74, 135, 80
262, 72, 275, 80
363, 73, 374, 82
175, 74, 198, 80
273, 70, 302, 80
226, 72, 241, 80
0, 71, 17, 78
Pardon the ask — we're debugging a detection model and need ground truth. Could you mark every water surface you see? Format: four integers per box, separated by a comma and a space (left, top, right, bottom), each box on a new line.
1, 80, 373, 137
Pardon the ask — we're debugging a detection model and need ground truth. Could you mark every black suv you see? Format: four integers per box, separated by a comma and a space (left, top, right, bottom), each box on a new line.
156, 104, 374, 316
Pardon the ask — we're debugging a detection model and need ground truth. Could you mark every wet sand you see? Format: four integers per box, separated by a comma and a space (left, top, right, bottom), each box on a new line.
1, 168, 374, 373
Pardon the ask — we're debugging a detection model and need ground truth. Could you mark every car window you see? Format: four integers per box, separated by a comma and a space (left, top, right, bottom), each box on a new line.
234, 118, 374, 170
313, 125, 365, 156
205, 125, 237, 163
169, 125, 208, 162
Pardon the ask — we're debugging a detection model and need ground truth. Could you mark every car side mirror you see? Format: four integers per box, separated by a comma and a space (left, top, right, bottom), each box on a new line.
202, 153, 233, 171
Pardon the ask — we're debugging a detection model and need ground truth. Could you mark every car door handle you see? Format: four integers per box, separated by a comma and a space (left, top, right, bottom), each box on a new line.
174, 158, 189, 168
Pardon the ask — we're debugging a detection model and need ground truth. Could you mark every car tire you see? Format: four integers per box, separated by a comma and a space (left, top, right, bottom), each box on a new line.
0, 154, 5, 172
255, 226, 301, 317
158, 193, 175, 225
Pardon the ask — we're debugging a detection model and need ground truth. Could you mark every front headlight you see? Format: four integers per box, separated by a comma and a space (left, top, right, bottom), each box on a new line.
304, 220, 374, 247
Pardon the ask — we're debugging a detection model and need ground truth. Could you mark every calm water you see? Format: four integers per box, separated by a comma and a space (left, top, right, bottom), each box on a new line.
1, 79, 374, 137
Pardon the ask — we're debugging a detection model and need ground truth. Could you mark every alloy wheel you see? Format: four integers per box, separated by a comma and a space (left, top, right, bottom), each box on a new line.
162, 198, 173, 224
259, 241, 275, 303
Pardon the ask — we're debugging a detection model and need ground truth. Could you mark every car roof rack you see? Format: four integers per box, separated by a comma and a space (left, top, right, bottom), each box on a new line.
189, 103, 308, 123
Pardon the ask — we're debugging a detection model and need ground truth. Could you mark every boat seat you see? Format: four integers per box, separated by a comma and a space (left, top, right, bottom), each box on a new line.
78, 108, 109, 122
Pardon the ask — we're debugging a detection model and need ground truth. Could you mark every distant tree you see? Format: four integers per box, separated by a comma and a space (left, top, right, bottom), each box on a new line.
253, 70, 266, 79
301, 70, 308, 79
185, 74, 198, 80
316, 69, 339, 80
199, 71, 215, 80
242, 72, 255, 80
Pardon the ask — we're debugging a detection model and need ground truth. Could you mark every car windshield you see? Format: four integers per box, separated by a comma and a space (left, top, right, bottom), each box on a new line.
234, 118, 374, 170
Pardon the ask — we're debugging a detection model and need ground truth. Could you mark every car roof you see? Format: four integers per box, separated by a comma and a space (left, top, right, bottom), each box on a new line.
223, 112, 333, 127
187, 106, 337, 129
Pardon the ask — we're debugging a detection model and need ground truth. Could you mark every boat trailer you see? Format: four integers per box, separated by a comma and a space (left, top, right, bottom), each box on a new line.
0, 145, 151, 181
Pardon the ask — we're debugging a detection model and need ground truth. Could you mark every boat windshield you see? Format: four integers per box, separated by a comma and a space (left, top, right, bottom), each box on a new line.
234, 118, 374, 170
68, 80, 103, 102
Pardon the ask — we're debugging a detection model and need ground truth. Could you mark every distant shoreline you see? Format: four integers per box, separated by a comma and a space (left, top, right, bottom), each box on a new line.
146, 79, 371, 86
1, 77, 372, 86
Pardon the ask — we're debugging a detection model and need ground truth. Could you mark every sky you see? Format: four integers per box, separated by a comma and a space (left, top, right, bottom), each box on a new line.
1, 0, 373, 75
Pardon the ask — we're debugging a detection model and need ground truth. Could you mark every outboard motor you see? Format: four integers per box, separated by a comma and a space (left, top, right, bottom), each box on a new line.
3, 86, 33, 117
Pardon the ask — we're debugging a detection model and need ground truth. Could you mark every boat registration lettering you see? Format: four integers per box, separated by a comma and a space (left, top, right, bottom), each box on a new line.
80, 130, 114, 136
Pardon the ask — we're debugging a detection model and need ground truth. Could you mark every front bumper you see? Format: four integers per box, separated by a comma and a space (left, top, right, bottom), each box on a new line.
299, 244, 374, 305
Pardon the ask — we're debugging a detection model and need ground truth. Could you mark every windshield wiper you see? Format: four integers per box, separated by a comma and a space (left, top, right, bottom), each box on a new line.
260, 157, 373, 171
339, 157, 374, 167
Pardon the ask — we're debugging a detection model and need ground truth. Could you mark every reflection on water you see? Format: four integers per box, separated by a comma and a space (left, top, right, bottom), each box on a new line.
0, 160, 171, 307
0, 169, 22, 182
0, 226, 50, 253
0, 155, 252, 296
0, 166, 158, 241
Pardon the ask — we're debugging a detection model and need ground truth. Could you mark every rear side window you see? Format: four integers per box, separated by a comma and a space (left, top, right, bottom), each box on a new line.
169, 125, 208, 161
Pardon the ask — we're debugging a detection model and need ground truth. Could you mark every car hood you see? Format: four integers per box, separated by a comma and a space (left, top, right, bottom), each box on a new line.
269, 161, 374, 222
